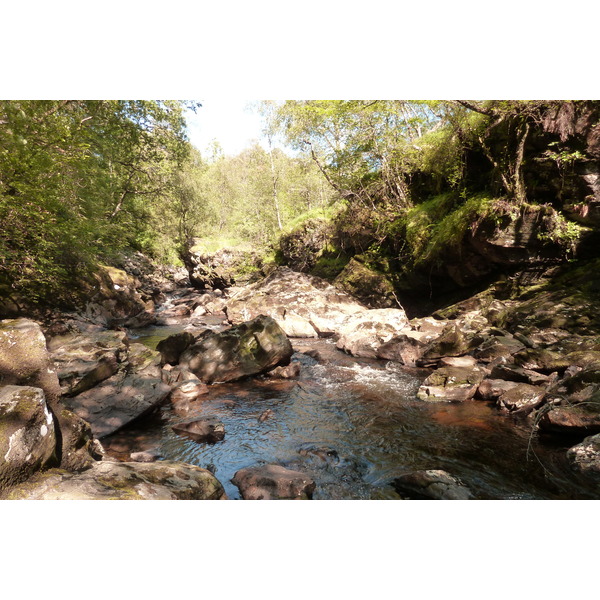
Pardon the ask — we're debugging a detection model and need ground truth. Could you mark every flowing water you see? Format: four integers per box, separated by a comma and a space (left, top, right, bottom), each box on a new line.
105, 325, 600, 500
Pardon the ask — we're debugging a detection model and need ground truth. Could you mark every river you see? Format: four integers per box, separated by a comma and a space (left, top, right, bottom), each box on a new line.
101, 320, 599, 500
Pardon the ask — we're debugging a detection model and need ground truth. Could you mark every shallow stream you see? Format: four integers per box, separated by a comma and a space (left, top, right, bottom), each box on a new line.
101, 320, 600, 500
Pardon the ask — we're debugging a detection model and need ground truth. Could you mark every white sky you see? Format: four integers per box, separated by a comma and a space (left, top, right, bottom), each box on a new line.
185, 100, 278, 157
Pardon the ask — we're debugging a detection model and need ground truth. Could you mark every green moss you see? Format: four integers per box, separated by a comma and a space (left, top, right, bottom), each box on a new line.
310, 251, 351, 280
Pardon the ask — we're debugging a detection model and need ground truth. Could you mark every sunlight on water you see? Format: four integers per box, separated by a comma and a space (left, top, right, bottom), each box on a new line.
104, 337, 599, 500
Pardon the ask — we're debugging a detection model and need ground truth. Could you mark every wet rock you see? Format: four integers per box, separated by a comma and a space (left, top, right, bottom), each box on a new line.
490, 359, 552, 385
224, 267, 365, 338
258, 409, 275, 422
170, 378, 209, 403
179, 315, 293, 384
264, 361, 301, 379
496, 383, 546, 413
336, 308, 409, 359
392, 469, 473, 500
1, 460, 227, 500
231, 464, 316, 499
417, 365, 486, 402
538, 403, 600, 435
439, 356, 478, 368
417, 322, 485, 367
513, 348, 574, 373
477, 378, 521, 401
0, 386, 57, 491
377, 317, 449, 366
172, 417, 225, 444
567, 433, 600, 477
130, 450, 161, 463
298, 446, 340, 465
156, 331, 196, 365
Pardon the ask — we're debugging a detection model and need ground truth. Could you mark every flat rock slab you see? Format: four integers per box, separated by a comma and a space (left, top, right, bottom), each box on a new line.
63, 371, 171, 438
224, 267, 365, 338
393, 469, 473, 500
231, 464, 316, 499
1, 460, 227, 500
172, 417, 225, 444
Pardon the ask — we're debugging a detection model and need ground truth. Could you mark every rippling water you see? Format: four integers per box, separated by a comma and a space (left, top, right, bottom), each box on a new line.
104, 332, 599, 500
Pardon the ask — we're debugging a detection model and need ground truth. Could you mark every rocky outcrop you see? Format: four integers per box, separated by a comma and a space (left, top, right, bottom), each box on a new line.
183, 240, 260, 290
393, 469, 474, 500
0, 460, 227, 500
231, 464, 316, 499
224, 267, 366, 338
179, 315, 293, 384
333, 257, 397, 308
0, 386, 56, 491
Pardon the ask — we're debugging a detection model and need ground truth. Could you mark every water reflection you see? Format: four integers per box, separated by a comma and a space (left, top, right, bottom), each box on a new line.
103, 336, 599, 500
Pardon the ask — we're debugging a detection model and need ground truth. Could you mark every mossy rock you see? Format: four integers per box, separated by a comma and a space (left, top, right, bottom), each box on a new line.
334, 257, 397, 308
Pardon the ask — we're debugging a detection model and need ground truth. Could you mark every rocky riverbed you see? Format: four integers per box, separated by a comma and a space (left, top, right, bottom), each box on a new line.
1, 251, 600, 499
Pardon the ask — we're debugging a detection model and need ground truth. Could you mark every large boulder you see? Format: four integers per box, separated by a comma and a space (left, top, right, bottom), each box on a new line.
335, 308, 409, 358
224, 267, 366, 338
47, 329, 128, 396
179, 315, 293, 384
0, 386, 56, 492
0, 318, 99, 470
1, 460, 227, 500
62, 345, 171, 439
231, 464, 316, 499
81, 265, 149, 327
156, 331, 196, 365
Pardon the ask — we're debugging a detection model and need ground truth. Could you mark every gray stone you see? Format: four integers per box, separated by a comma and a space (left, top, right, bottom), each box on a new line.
179, 315, 293, 384
0, 386, 57, 491
231, 464, 316, 499
393, 469, 473, 500
172, 417, 225, 444
1, 460, 227, 500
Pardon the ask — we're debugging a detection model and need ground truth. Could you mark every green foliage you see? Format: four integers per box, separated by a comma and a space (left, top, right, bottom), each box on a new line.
0, 100, 190, 307
536, 210, 586, 253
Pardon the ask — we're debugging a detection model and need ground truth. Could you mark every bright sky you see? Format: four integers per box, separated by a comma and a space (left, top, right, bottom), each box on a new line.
185, 99, 277, 157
